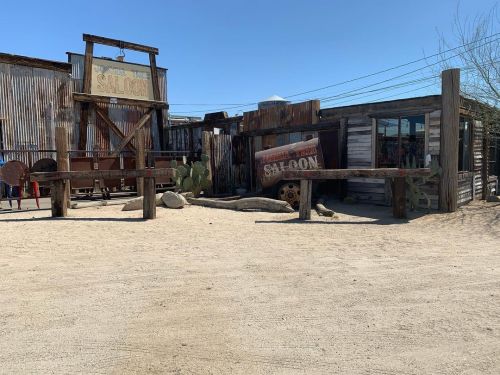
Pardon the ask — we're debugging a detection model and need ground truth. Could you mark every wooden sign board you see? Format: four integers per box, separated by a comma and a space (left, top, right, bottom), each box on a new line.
91, 57, 154, 101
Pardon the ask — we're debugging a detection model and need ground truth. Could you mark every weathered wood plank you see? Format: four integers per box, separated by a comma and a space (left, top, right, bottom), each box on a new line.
392, 177, 406, 219
283, 168, 431, 180
143, 176, 156, 219
83, 34, 159, 55
135, 129, 146, 196
299, 179, 312, 220
111, 109, 154, 156
95, 107, 136, 152
53, 127, 69, 217
31, 168, 175, 182
73, 93, 167, 109
439, 69, 460, 212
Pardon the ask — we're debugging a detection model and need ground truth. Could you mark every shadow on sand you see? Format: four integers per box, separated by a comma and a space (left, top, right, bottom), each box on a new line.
256, 200, 434, 225
0, 215, 144, 223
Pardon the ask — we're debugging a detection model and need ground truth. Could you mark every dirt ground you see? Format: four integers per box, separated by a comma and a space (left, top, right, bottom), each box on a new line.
0, 199, 499, 374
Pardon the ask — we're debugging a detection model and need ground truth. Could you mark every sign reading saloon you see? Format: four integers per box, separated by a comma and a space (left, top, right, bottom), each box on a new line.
90, 58, 155, 101
255, 138, 324, 189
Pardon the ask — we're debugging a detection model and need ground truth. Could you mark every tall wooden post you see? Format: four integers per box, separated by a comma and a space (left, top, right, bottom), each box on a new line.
135, 128, 145, 196
149, 53, 165, 150
299, 179, 312, 220
439, 68, 460, 212
143, 171, 156, 220
202, 131, 213, 195
78, 41, 94, 151
53, 127, 69, 217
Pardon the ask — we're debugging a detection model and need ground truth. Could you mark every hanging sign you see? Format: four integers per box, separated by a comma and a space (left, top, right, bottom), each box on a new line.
90, 57, 154, 101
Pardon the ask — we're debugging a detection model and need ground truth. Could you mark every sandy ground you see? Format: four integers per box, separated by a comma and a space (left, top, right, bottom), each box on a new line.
0, 199, 499, 374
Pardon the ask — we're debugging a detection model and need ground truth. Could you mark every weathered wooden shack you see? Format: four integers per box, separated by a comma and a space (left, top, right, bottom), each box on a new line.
0, 51, 168, 162
168, 70, 498, 211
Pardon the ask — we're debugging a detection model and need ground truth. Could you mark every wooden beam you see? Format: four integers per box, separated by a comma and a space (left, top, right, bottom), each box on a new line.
202, 131, 213, 195
111, 109, 154, 156
31, 168, 174, 182
52, 127, 69, 217
0, 53, 72, 73
135, 129, 146, 196
149, 53, 165, 150
392, 177, 407, 219
82, 41, 94, 94
319, 95, 442, 120
73, 93, 168, 109
282, 168, 431, 180
83, 34, 159, 55
240, 121, 340, 137
439, 69, 460, 212
95, 107, 136, 152
299, 179, 312, 220
78, 41, 94, 151
143, 176, 156, 219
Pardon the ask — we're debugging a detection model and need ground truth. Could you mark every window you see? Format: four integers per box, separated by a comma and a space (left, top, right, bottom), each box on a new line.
458, 116, 473, 172
376, 115, 425, 168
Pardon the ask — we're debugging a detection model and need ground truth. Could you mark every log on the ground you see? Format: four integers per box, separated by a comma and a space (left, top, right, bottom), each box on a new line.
70, 200, 130, 209
122, 193, 165, 211
187, 197, 294, 213
315, 202, 334, 217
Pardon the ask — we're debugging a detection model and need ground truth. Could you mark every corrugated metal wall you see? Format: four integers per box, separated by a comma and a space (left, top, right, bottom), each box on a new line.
69, 53, 168, 153
0, 62, 74, 165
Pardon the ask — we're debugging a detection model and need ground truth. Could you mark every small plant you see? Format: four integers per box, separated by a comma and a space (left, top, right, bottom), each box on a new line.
170, 154, 211, 196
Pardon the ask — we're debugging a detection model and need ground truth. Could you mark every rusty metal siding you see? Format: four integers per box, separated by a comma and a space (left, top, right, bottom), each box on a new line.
68, 53, 167, 153
0, 61, 74, 166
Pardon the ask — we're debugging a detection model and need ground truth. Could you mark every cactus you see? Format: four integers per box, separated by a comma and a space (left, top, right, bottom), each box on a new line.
171, 154, 211, 196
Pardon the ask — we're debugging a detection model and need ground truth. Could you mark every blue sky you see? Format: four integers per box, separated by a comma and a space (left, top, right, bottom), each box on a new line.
0, 0, 498, 116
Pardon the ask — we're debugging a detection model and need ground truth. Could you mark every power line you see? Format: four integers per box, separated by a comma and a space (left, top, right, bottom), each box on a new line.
283, 33, 499, 100
171, 34, 499, 114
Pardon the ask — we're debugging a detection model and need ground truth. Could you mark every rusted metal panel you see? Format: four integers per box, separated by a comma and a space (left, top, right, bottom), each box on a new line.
0, 60, 74, 165
255, 138, 324, 189
243, 100, 320, 132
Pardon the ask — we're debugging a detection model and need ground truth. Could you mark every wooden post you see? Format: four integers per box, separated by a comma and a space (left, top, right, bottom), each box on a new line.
149, 53, 165, 150
53, 127, 69, 217
339, 117, 348, 198
299, 179, 312, 220
78, 41, 94, 151
482, 132, 489, 199
392, 177, 406, 219
136, 128, 145, 196
202, 131, 213, 195
439, 68, 460, 212
143, 173, 156, 219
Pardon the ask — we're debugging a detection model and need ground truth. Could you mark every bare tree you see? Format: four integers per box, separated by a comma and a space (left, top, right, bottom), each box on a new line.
438, 4, 499, 197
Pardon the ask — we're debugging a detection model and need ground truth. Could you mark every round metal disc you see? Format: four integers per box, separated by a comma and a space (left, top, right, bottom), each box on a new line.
31, 158, 57, 187
0, 160, 29, 186
278, 182, 301, 209
31, 158, 57, 173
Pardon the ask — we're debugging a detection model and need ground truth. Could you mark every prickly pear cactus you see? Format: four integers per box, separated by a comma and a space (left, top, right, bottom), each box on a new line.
171, 154, 211, 196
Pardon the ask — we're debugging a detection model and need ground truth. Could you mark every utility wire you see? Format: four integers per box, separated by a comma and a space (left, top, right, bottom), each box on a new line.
171, 35, 499, 114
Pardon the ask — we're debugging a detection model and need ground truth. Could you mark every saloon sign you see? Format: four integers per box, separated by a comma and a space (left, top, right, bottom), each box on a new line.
90, 57, 155, 101
255, 138, 324, 188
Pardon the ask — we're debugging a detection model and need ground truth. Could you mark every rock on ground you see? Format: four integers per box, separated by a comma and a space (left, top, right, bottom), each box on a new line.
161, 191, 188, 208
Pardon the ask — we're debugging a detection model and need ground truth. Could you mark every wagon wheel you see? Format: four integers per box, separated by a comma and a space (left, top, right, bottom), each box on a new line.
278, 182, 300, 209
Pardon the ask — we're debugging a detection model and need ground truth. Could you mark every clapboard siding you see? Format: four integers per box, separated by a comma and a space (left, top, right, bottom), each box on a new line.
346, 115, 385, 202
428, 110, 441, 156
